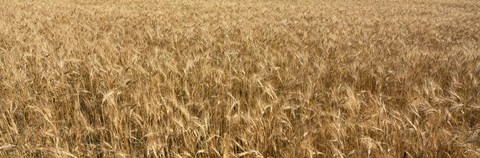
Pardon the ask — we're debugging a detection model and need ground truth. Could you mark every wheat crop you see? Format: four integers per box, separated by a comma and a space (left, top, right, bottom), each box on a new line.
0, 0, 479, 157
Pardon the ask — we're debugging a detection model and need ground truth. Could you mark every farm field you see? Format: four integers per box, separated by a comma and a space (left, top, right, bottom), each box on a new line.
0, 0, 480, 157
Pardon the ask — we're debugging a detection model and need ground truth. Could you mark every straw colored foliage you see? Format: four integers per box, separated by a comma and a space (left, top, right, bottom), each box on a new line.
1, 0, 479, 157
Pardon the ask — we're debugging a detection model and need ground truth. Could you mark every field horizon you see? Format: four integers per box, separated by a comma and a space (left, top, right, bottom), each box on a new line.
1, 0, 479, 157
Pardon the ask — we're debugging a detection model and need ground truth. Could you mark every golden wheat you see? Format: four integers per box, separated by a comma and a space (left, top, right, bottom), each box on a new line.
0, 0, 479, 157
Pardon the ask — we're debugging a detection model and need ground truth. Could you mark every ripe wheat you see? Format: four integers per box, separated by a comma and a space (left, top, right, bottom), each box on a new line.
0, 0, 479, 157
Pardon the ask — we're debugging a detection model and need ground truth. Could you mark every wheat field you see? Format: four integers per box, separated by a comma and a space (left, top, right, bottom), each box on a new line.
0, 0, 479, 157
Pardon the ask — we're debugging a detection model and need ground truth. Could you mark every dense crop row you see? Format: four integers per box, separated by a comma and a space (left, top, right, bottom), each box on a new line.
1, 0, 479, 157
